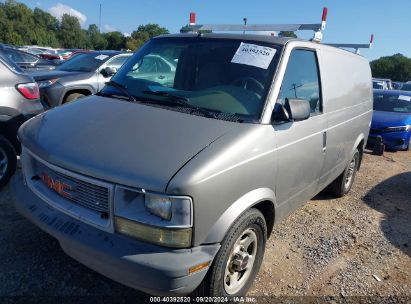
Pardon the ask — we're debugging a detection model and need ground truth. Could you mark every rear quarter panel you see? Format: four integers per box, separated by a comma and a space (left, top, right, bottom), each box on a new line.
318, 46, 372, 189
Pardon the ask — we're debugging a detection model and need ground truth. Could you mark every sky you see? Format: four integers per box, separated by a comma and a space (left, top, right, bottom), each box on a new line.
17, 0, 411, 61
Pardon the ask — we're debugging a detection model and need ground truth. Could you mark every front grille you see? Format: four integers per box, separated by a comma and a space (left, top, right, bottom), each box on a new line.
51, 170, 110, 213
32, 158, 110, 214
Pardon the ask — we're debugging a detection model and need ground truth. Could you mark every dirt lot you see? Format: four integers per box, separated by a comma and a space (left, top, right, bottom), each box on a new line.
0, 150, 410, 303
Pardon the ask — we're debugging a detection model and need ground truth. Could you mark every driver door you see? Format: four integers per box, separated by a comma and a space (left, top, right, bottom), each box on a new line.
273, 48, 326, 210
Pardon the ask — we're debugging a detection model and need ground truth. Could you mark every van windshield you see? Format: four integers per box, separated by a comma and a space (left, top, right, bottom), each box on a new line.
101, 37, 281, 122
373, 92, 411, 113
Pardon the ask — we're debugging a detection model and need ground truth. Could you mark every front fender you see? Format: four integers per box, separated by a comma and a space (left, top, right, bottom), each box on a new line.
203, 188, 276, 244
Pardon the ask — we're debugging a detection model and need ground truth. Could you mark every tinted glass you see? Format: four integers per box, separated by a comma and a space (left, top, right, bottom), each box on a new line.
0, 52, 24, 73
57, 53, 112, 72
373, 93, 411, 113
106, 55, 130, 69
102, 38, 281, 122
278, 49, 321, 113
4, 49, 24, 62
401, 84, 411, 91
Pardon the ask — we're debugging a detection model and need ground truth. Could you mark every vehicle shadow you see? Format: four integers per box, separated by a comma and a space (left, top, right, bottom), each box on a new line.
362, 172, 411, 257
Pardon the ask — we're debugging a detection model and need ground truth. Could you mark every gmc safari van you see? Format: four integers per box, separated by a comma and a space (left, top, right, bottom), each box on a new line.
12, 10, 373, 297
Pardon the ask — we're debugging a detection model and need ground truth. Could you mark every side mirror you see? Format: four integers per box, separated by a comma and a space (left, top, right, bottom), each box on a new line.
272, 98, 311, 123
101, 66, 117, 78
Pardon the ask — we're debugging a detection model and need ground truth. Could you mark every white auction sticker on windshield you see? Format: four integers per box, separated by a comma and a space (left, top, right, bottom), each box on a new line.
95, 54, 109, 60
231, 42, 276, 69
398, 95, 411, 101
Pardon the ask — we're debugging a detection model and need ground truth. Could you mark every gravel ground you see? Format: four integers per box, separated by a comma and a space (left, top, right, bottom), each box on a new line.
0, 150, 410, 303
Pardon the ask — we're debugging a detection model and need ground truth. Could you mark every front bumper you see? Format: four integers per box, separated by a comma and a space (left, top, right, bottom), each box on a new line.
367, 132, 410, 150
11, 172, 220, 295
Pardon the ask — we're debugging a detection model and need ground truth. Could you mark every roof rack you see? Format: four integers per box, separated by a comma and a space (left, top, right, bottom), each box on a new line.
326, 34, 374, 54
187, 7, 328, 43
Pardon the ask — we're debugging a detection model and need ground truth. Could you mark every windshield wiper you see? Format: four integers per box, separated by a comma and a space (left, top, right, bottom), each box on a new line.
142, 90, 218, 119
105, 80, 136, 101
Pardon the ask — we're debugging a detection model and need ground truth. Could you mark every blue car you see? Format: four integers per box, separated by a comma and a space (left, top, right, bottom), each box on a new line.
368, 90, 411, 150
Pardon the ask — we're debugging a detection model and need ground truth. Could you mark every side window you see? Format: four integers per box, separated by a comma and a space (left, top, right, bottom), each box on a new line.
106, 56, 129, 70
156, 58, 171, 73
138, 57, 157, 73
20, 52, 37, 63
6, 50, 24, 63
278, 49, 322, 114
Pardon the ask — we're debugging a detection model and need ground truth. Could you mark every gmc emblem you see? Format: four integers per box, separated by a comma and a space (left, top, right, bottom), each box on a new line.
40, 173, 72, 198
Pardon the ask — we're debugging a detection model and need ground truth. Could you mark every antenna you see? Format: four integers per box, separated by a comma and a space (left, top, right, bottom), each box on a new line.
99, 4, 102, 33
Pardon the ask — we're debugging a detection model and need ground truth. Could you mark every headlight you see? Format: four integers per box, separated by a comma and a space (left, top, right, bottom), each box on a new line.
384, 125, 410, 132
115, 217, 192, 248
145, 194, 172, 220
37, 79, 59, 88
114, 186, 193, 247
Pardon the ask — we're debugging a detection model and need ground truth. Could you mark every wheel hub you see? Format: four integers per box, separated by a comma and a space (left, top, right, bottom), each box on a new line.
231, 251, 250, 272
223, 228, 258, 295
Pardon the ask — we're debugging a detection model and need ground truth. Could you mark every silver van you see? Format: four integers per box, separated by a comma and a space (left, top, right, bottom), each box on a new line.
12, 11, 372, 297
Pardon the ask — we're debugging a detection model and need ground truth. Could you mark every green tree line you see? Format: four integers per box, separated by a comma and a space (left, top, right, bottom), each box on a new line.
0, 0, 169, 50
371, 53, 411, 82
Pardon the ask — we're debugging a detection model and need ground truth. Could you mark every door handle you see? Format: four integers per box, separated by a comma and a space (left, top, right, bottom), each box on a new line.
158, 75, 165, 79
323, 131, 327, 152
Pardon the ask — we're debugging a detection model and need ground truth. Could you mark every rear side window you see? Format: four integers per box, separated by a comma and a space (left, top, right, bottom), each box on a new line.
5, 49, 24, 62
277, 49, 322, 114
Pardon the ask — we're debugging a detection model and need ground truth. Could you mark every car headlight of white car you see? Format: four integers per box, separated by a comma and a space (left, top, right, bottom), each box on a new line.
113, 186, 192, 248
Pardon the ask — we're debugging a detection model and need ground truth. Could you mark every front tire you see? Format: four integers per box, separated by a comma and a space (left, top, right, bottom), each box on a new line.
194, 208, 267, 297
64, 93, 85, 103
0, 136, 17, 188
328, 149, 360, 197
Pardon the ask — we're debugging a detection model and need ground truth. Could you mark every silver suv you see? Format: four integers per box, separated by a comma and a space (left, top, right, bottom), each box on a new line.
12, 30, 372, 296
0, 54, 43, 187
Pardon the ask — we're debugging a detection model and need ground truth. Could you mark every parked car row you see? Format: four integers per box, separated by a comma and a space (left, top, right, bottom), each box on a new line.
0, 44, 57, 71
0, 44, 135, 185
31, 51, 132, 107
372, 78, 411, 91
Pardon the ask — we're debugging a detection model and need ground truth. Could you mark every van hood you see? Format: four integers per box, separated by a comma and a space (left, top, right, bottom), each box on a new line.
19, 95, 236, 192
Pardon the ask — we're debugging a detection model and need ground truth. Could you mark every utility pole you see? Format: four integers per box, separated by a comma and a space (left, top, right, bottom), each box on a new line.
98, 4, 102, 33
243, 18, 247, 34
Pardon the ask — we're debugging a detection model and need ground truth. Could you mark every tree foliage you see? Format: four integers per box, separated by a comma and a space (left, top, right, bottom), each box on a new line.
125, 24, 169, 51
58, 14, 89, 48
371, 54, 411, 82
279, 31, 297, 38
0, 0, 169, 51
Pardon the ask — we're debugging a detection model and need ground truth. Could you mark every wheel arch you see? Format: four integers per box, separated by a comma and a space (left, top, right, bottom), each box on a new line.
201, 188, 277, 245
352, 133, 366, 170
61, 87, 94, 104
